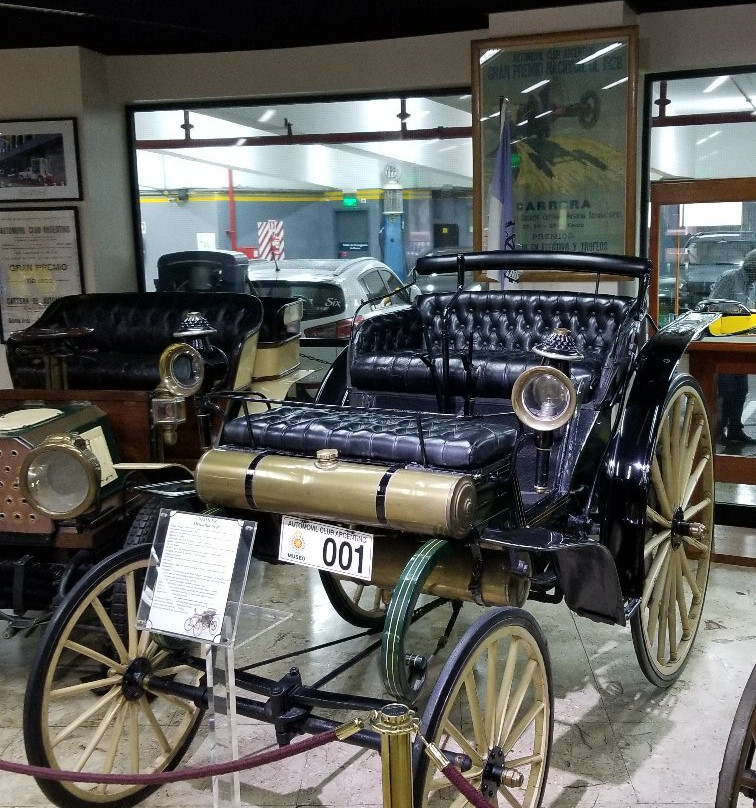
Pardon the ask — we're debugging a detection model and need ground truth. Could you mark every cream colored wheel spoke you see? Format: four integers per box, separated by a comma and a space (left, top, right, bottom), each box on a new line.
100, 698, 129, 780
61, 639, 125, 673
139, 696, 172, 753
684, 496, 711, 523
681, 453, 708, 509
493, 640, 519, 744
74, 696, 125, 772
644, 526, 671, 559
659, 418, 674, 504
676, 397, 694, 497
674, 554, 693, 640
642, 540, 670, 605
50, 675, 120, 699
129, 702, 140, 774
500, 784, 526, 808
496, 660, 536, 749
651, 456, 673, 520
443, 719, 485, 765
52, 687, 121, 747
503, 702, 546, 757
646, 505, 671, 529
679, 551, 703, 602
125, 569, 139, 658
666, 554, 679, 663
648, 551, 671, 648
656, 555, 673, 664
91, 596, 129, 664
464, 671, 486, 751
677, 421, 703, 501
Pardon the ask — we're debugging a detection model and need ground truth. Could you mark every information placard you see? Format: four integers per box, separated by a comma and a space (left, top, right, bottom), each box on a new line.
136, 509, 256, 646
0, 207, 84, 340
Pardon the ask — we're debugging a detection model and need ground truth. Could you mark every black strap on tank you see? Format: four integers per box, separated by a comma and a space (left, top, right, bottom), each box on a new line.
244, 452, 270, 510
375, 466, 400, 525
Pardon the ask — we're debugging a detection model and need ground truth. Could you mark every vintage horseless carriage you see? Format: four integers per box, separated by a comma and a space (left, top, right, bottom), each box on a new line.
21, 251, 724, 808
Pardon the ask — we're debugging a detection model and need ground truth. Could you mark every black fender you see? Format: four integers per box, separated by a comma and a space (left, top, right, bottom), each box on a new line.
481, 527, 626, 625
314, 344, 349, 405
596, 311, 719, 598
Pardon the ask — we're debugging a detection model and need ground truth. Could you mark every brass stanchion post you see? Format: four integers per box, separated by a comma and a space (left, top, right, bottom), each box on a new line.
370, 703, 416, 808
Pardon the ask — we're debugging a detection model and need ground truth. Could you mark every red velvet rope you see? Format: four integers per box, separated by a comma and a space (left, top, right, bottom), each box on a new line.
1, 728, 490, 808
441, 763, 495, 808
0, 728, 338, 785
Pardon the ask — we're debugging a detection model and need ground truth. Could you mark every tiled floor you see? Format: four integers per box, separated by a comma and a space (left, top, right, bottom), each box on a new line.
0, 528, 754, 808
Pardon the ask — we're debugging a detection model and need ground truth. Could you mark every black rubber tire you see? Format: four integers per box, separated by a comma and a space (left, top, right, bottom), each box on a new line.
414, 607, 553, 808
23, 544, 204, 808
318, 571, 388, 629
630, 375, 714, 687
716, 664, 756, 808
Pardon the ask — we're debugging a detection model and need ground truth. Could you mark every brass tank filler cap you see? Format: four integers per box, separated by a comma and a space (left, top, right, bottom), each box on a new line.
315, 448, 339, 468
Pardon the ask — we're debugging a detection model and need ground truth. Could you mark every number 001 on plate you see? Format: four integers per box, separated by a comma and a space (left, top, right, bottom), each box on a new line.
279, 515, 373, 581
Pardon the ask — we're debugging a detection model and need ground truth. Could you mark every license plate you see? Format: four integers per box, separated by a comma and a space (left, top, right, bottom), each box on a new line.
279, 516, 373, 581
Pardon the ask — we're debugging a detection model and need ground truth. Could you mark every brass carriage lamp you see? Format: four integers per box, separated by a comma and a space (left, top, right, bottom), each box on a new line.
152, 341, 205, 446
512, 328, 582, 493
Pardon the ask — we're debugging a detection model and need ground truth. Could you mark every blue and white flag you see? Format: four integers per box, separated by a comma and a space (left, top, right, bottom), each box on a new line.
486, 108, 517, 285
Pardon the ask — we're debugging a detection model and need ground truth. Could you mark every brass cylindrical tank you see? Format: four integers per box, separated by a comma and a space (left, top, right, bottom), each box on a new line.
195, 448, 477, 538
366, 534, 530, 607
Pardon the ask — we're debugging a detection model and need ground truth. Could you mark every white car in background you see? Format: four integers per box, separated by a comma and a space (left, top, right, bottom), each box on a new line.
247, 257, 418, 396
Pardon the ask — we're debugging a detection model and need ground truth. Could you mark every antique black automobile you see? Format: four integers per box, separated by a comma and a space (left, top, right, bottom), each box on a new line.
22, 251, 724, 808
0, 291, 304, 635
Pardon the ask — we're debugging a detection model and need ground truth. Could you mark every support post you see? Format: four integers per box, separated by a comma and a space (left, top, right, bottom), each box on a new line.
370, 703, 416, 808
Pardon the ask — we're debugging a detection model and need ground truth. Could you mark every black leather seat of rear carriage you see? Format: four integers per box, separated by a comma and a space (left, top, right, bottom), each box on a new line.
7, 292, 264, 390
349, 290, 638, 405
222, 406, 517, 469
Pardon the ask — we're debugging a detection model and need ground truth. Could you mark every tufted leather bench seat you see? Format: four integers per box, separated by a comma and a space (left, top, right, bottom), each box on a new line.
222, 405, 517, 469
349, 290, 638, 407
7, 292, 264, 390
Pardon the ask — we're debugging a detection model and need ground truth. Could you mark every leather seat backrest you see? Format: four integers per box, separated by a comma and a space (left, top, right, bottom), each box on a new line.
416, 290, 636, 359
7, 291, 264, 390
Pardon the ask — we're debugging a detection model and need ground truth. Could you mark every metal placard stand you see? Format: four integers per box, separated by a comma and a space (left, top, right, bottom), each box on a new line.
136, 509, 292, 808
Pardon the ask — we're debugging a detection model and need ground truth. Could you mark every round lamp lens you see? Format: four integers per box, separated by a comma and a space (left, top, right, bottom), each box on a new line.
523, 373, 571, 420
172, 352, 198, 387
26, 450, 90, 516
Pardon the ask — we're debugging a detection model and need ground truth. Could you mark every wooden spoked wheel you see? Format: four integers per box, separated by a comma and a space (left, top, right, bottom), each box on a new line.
319, 571, 390, 629
23, 545, 204, 808
415, 608, 552, 808
716, 665, 756, 808
631, 377, 714, 687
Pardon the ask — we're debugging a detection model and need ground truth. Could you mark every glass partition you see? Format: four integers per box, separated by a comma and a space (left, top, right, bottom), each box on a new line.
129, 91, 473, 290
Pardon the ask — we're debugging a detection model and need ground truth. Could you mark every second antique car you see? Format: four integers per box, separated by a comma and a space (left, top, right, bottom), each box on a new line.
21, 250, 729, 808
0, 289, 306, 636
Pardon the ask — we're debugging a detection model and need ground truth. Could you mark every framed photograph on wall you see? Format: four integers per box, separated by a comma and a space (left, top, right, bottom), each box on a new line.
0, 207, 84, 341
0, 118, 81, 201
472, 27, 638, 262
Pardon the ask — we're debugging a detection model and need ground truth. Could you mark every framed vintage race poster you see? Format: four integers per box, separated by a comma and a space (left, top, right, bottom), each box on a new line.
472, 27, 638, 262
0, 207, 84, 340
0, 118, 81, 202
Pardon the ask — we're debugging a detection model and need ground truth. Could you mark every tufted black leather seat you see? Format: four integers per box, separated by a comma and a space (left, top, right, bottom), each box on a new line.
223, 405, 517, 469
7, 292, 264, 390
349, 290, 638, 406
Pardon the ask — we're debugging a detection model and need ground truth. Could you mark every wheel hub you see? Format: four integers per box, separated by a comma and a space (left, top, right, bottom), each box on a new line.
121, 656, 152, 701
670, 506, 706, 549
481, 746, 524, 798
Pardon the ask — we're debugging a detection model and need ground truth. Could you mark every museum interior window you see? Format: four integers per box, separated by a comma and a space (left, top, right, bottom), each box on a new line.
128, 91, 473, 291
644, 66, 756, 517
